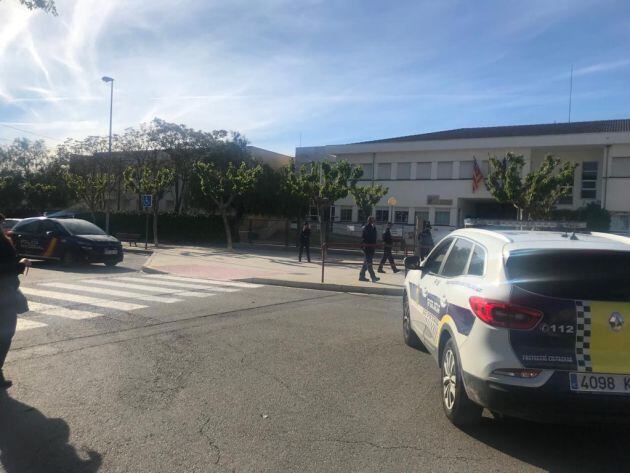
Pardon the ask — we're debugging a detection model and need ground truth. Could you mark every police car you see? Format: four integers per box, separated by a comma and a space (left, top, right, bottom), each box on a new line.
402, 227, 630, 425
9, 217, 123, 266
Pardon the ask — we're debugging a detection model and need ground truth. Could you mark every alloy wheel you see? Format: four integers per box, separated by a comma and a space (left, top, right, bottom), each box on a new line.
442, 348, 457, 411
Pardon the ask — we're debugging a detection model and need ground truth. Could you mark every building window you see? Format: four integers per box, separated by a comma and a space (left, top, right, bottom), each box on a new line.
480, 160, 489, 176
377, 163, 391, 180
358, 209, 366, 223
397, 162, 411, 179
581, 161, 598, 199
394, 210, 409, 223
435, 210, 451, 225
459, 161, 473, 179
375, 208, 389, 223
340, 207, 353, 222
358, 163, 373, 180
612, 157, 630, 177
437, 162, 453, 179
414, 210, 430, 224
557, 187, 573, 205
416, 162, 432, 179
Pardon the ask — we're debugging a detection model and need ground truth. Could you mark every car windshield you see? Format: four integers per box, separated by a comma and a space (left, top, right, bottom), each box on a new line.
59, 220, 106, 236
506, 250, 630, 301
1, 219, 19, 229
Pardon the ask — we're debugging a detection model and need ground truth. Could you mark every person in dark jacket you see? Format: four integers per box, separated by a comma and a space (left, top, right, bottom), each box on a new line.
419, 221, 434, 259
359, 216, 379, 282
0, 214, 30, 389
378, 222, 399, 274
298, 222, 311, 263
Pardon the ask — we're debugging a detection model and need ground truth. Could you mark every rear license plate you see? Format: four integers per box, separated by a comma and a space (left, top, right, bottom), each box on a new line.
104, 249, 118, 255
570, 372, 630, 394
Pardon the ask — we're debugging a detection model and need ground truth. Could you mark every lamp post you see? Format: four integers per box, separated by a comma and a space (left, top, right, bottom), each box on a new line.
102, 76, 114, 233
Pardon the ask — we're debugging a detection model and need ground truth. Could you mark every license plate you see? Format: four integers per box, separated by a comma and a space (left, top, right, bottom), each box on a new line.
104, 249, 118, 255
570, 372, 630, 394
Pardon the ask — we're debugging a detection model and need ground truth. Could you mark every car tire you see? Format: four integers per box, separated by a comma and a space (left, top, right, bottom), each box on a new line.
403, 292, 427, 351
105, 260, 118, 267
441, 338, 482, 426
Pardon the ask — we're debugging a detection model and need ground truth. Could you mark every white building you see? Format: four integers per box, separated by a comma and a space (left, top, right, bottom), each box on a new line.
296, 119, 630, 233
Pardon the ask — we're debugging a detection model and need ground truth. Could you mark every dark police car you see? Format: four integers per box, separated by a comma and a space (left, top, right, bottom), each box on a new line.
9, 217, 123, 266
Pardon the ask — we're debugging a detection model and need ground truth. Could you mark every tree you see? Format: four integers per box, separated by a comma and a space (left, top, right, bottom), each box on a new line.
63, 171, 110, 223
193, 161, 262, 250
123, 163, 175, 247
350, 183, 389, 220
7, 0, 57, 14
485, 152, 577, 220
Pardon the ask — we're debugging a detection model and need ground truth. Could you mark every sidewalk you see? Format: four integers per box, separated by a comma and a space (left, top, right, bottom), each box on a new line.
141, 245, 405, 296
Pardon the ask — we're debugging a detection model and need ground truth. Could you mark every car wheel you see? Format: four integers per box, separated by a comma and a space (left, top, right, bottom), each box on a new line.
403, 292, 427, 351
105, 260, 118, 267
441, 338, 482, 426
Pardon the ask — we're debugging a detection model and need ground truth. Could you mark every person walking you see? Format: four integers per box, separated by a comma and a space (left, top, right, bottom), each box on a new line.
0, 214, 31, 389
359, 216, 380, 282
378, 222, 400, 274
419, 221, 434, 259
298, 221, 311, 263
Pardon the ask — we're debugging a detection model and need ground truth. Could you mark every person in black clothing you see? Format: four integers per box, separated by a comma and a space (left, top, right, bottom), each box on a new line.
359, 216, 380, 282
378, 222, 399, 274
419, 221, 434, 259
0, 214, 31, 389
298, 222, 311, 262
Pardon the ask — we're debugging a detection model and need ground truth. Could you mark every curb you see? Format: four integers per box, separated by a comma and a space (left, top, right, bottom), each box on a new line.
123, 247, 154, 256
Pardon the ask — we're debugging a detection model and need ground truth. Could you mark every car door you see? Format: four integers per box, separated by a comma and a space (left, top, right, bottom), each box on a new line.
39, 219, 64, 259
410, 237, 454, 349
12, 220, 43, 257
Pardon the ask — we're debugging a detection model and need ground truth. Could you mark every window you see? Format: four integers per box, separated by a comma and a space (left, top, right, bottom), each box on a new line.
442, 238, 474, 277
480, 160, 489, 176
377, 163, 391, 180
581, 161, 598, 199
424, 238, 453, 274
612, 157, 630, 177
397, 162, 411, 179
358, 163, 373, 180
459, 161, 473, 179
60, 220, 106, 236
394, 210, 408, 223
414, 210, 429, 224
416, 162, 432, 179
40, 219, 60, 233
375, 208, 389, 223
468, 245, 486, 276
557, 186, 573, 205
434, 210, 450, 226
358, 209, 366, 222
340, 207, 353, 222
14, 219, 41, 233
437, 161, 453, 179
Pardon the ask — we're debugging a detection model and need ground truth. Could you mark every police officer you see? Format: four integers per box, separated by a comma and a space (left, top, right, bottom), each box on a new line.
378, 222, 399, 274
298, 221, 311, 263
419, 221, 434, 259
359, 216, 380, 282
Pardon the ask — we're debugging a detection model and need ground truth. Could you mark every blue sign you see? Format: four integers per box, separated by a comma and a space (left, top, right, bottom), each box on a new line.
142, 194, 153, 208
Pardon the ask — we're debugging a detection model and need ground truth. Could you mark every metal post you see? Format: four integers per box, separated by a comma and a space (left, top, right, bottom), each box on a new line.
321, 243, 326, 283
145, 212, 149, 250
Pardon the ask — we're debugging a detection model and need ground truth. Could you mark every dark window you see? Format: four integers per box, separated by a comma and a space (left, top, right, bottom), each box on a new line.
435, 210, 450, 226
358, 163, 373, 180
358, 209, 366, 223
340, 208, 353, 222
375, 209, 389, 223
41, 220, 60, 232
505, 250, 630, 301
441, 238, 474, 277
394, 210, 408, 223
13, 219, 41, 233
424, 238, 453, 274
59, 219, 106, 236
581, 161, 598, 199
468, 245, 486, 276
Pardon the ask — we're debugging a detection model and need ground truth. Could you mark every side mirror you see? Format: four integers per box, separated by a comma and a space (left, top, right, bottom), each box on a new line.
403, 256, 421, 274
45, 230, 59, 237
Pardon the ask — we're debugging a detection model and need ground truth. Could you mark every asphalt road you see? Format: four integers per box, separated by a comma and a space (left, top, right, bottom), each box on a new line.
3, 257, 630, 472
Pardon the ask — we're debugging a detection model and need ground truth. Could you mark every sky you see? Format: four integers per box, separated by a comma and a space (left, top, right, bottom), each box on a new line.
1, 0, 630, 155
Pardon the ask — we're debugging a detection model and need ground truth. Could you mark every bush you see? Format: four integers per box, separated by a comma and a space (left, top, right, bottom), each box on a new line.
552, 202, 611, 231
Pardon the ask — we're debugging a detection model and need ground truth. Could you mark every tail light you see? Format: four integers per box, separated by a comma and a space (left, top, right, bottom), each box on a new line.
469, 297, 543, 330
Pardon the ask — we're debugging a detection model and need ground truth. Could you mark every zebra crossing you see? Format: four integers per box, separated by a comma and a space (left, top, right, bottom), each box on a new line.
16, 273, 262, 332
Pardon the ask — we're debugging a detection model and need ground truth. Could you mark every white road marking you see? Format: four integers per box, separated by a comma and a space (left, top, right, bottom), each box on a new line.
41, 282, 181, 304
27, 301, 102, 320
82, 279, 213, 297
16, 318, 48, 331
114, 277, 238, 293
20, 287, 147, 311
143, 274, 261, 288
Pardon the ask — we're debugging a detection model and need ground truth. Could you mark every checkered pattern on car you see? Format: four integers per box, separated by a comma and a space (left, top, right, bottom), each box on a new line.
575, 300, 592, 372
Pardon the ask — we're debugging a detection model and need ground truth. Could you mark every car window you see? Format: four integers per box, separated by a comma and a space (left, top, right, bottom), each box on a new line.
14, 220, 41, 233
40, 220, 59, 232
59, 219, 106, 236
441, 238, 474, 277
424, 238, 453, 274
467, 245, 486, 276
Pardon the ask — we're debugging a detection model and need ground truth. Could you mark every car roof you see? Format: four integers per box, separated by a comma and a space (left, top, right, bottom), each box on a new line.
449, 228, 630, 253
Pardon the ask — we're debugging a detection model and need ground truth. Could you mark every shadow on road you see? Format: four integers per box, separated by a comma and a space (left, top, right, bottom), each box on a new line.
464, 417, 630, 472
0, 392, 102, 473
32, 259, 136, 275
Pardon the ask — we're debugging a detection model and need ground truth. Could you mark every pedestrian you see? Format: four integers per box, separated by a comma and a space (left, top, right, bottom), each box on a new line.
0, 213, 31, 389
378, 222, 400, 274
419, 221, 434, 259
359, 216, 380, 282
298, 221, 311, 263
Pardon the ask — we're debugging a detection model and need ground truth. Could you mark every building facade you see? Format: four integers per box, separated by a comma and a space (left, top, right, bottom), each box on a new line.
296, 119, 630, 233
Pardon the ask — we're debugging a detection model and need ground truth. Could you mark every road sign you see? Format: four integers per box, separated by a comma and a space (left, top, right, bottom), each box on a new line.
142, 194, 153, 209
387, 197, 397, 206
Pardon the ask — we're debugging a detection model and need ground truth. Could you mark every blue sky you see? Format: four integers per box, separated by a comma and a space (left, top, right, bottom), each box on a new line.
1, 0, 630, 155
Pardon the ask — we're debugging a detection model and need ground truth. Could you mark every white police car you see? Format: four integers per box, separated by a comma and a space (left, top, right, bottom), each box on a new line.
402, 228, 630, 425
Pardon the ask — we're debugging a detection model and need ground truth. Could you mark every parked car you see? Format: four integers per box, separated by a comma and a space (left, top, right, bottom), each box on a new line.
1, 218, 22, 234
9, 217, 124, 266
402, 228, 630, 425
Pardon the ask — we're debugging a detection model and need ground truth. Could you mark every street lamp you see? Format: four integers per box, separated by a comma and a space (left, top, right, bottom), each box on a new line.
102, 76, 114, 233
